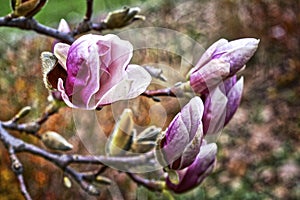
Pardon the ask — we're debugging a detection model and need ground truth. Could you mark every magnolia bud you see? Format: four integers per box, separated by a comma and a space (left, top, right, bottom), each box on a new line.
156, 97, 204, 170
63, 176, 72, 188
12, 106, 32, 122
10, 0, 47, 18
106, 109, 135, 156
86, 184, 100, 196
104, 7, 145, 29
95, 175, 112, 185
166, 143, 217, 193
131, 126, 161, 153
187, 38, 259, 95
144, 66, 167, 82
41, 131, 73, 151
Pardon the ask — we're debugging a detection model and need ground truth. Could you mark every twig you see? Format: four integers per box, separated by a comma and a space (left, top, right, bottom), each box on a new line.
8, 147, 32, 200
0, 122, 158, 196
143, 81, 194, 100
84, 0, 94, 21
143, 88, 177, 98
0, 17, 75, 44
2, 102, 60, 136
64, 166, 101, 195
127, 173, 165, 192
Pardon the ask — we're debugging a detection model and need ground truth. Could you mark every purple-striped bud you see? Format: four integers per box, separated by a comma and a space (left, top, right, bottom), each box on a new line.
166, 143, 217, 193
156, 97, 204, 170
202, 76, 244, 135
188, 38, 259, 94
223, 76, 244, 126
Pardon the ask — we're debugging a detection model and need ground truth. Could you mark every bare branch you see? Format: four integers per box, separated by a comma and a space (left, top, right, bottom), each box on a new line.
84, 0, 94, 21
0, 122, 159, 196
0, 17, 75, 44
127, 173, 165, 192
8, 147, 32, 200
142, 88, 177, 98
64, 167, 101, 195
16, 173, 32, 200
2, 102, 60, 136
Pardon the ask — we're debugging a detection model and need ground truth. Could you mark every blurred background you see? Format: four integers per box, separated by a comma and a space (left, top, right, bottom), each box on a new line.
0, 0, 299, 199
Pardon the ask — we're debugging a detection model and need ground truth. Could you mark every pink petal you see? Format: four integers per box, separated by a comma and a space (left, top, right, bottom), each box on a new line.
54, 43, 70, 70
190, 59, 230, 94
192, 38, 228, 72
95, 64, 151, 107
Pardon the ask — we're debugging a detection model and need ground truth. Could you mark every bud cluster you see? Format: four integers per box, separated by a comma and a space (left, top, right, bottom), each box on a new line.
40, 32, 259, 194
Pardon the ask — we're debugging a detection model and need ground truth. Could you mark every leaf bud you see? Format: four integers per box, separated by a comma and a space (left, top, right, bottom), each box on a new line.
104, 7, 145, 29
41, 131, 73, 151
106, 109, 135, 156
10, 0, 47, 18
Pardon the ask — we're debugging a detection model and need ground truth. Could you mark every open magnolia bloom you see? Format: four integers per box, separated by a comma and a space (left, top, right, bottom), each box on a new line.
48, 34, 151, 110
187, 38, 259, 94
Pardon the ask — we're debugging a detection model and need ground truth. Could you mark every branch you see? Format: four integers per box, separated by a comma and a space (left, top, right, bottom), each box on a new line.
8, 147, 32, 200
84, 0, 94, 21
127, 173, 165, 192
143, 81, 195, 101
1, 4, 144, 44
2, 102, 60, 136
64, 167, 101, 195
0, 122, 159, 196
0, 17, 75, 44
143, 88, 177, 98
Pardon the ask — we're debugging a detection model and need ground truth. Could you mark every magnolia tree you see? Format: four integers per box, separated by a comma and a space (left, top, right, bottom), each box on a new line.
0, 0, 259, 199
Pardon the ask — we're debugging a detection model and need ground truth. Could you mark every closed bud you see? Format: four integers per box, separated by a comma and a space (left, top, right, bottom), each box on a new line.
166, 143, 217, 193
52, 19, 71, 50
144, 66, 167, 82
104, 7, 145, 29
57, 18, 70, 33
135, 126, 161, 143
86, 184, 100, 196
187, 38, 259, 94
106, 109, 135, 156
156, 97, 204, 170
41, 131, 73, 151
12, 106, 32, 122
10, 0, 47, 18
63, 176, 72, 188
131, 126, 161, 153
95, 175, 112, 185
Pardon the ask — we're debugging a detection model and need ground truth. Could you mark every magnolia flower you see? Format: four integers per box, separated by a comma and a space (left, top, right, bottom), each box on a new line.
188, 38, 259, 94
166, 143, 217, 193
156, 97, 204, 170
53, 34, 151, 109
202, 75, 244, 135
